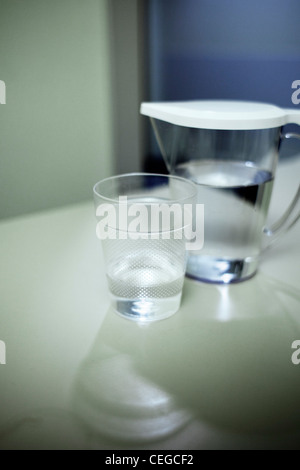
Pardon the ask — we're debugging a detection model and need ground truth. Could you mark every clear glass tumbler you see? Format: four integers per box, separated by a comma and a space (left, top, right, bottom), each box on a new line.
93, 173, 197, 322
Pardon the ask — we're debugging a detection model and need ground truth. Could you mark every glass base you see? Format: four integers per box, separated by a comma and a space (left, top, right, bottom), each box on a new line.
110, 293, 182, 322
186, 255, 259, 284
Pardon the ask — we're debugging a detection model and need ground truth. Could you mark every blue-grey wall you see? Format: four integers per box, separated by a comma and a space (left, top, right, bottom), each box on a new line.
148, 0, 300, 107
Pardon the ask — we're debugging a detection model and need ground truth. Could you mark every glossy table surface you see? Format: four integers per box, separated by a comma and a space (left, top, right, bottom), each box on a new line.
0, 157, 299, 449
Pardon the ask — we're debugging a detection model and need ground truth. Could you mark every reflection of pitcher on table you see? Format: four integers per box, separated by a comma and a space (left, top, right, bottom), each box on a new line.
141, 101, 300, 283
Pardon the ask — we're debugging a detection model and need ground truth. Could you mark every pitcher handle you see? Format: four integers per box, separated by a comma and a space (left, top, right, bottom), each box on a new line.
263, 131, 300, 247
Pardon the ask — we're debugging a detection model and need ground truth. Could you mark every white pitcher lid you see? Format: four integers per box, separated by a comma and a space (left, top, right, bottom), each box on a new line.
140, 100, 300, 130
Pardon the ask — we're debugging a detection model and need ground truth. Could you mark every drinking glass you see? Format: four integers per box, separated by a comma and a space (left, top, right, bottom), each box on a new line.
93, 173, 197, 322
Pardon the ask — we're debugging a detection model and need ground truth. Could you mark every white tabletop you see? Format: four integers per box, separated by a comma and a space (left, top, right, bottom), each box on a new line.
0, 157, 299, 450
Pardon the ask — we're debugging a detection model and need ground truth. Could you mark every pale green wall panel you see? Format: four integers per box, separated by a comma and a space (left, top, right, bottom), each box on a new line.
0, 0, 114, 218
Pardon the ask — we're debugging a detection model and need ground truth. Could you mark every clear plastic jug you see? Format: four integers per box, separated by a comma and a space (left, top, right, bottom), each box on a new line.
141, 100, 300, 283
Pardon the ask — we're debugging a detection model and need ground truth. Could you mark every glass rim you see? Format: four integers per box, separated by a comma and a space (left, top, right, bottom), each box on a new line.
93, 172, 197, 205
100, 222, 192, 235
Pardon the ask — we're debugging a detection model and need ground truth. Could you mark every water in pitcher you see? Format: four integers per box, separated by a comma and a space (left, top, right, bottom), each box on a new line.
175, 160, 274, 282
